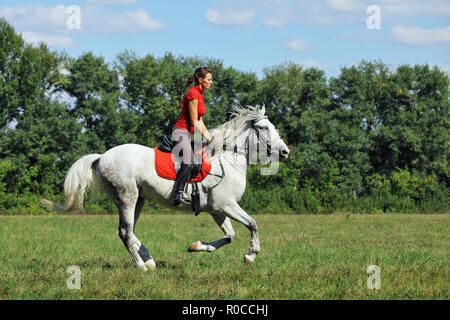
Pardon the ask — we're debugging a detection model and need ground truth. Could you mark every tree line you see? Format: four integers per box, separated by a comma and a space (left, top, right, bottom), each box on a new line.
0, 18, 448, 214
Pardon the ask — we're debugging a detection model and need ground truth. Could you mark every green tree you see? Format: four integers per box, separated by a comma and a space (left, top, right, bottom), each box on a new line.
375, 65, 449, 185
2, 99, 86, 194
60, 52, 134, 152
0, 18, 60, 127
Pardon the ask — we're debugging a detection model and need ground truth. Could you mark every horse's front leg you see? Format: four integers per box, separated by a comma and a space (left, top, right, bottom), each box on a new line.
221, 202, 260, 265
188, 214, 235, 252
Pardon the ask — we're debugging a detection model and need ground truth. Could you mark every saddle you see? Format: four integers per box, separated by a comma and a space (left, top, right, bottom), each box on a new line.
155, 135, 212, 215
155, 135, 211, 182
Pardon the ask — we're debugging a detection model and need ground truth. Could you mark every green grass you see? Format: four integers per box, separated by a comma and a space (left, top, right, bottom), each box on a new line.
0, 213, 448, 299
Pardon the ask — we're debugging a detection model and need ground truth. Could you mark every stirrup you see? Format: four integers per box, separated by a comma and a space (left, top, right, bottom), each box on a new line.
180, 183, 191, 205
171, 191, 191, 206
180, 194, 191, 205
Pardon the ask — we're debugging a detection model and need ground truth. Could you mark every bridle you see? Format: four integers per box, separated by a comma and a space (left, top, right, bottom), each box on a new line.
220, 116, 273, 158
201, 115, 275, 187
249, 116, 272, 158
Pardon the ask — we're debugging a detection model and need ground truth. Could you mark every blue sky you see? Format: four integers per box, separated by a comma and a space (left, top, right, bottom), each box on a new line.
1, 0, 449, 78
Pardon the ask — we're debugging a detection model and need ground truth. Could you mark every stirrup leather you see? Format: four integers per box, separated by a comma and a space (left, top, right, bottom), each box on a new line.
180, 186, 191, 205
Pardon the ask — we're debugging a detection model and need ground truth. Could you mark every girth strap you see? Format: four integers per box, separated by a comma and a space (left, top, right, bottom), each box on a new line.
201, 157, 225, 189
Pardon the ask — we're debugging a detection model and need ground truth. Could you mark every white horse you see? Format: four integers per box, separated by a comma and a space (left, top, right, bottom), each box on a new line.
42, 105, 290, 270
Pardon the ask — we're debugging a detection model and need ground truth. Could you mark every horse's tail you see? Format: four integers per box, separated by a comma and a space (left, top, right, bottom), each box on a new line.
41, 153, 102, 213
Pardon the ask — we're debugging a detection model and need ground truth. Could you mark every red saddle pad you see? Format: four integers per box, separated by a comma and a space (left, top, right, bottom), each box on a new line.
154, 147, 212, 182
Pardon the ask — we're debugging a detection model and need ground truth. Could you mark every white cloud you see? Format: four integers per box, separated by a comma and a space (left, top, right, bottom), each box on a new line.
0, 5, 68, 32
208, 0, 450, 29
284, 37, 311, 51
320, 0, 450, 18
324, 0, 365, 12
259, 0, 297, 29
20, 31, 75, 47
259, 0, 364, 27
89, 7, 167, 32
205, 7, 255, 26
391, 26, 450, 48
0, 5, 166, 34
261, 17, 285, 29
85, 0, 138, 4
381, 0, 450, 17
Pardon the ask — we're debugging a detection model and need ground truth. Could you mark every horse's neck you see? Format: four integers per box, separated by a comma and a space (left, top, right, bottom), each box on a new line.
216, 126, 250, 173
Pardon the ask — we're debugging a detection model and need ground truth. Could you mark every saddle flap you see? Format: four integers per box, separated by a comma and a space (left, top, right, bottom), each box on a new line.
154, 147, 211, 182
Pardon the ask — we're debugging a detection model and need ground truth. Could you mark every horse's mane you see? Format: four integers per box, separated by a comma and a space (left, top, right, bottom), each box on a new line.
206, 104, 265, 159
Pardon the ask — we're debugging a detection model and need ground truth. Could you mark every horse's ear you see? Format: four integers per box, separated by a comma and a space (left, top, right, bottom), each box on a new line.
261, 105, 266, 114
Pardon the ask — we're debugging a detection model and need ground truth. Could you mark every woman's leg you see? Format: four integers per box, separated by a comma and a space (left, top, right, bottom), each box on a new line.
171, 129, 194, 205
171, 128, 193, 164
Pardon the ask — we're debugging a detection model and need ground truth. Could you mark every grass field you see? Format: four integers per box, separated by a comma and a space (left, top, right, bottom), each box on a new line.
0, 213, 448, 299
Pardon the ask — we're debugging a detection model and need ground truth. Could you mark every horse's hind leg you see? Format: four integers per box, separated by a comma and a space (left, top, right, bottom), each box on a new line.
115, 185, 149, 271
133, 197, 156, 269
188, 214, 235, 252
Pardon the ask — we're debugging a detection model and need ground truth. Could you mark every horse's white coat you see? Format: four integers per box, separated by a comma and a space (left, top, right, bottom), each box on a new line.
42, 106, 290, 269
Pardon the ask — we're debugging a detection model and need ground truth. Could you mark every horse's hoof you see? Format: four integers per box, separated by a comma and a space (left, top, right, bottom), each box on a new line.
144, 259, 156, 270
136, 263, 148, 271
188, 241, 201, 252
244, 254, 255, 265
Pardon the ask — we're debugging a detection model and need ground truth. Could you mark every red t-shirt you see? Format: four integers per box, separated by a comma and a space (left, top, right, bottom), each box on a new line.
174, 85, 206, 134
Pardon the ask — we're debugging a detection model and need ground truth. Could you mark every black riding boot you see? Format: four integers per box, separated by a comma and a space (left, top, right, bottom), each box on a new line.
171, 163, 193, 205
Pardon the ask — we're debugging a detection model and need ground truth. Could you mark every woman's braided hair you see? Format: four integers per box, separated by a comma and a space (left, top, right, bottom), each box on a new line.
178, 67, 212, 108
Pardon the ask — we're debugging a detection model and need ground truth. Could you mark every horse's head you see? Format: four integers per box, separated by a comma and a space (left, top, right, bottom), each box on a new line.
249, 106, 290, 161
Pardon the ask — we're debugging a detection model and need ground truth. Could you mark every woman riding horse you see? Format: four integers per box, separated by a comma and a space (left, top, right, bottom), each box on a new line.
171, 67, 213, 205
42, 104, 291, 270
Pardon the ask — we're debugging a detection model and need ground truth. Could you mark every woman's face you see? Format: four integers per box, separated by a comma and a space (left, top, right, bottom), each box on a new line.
199, 73, 213, 90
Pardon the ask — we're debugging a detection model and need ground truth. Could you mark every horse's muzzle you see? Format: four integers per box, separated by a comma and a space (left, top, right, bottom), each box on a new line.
279, 147, 290, 161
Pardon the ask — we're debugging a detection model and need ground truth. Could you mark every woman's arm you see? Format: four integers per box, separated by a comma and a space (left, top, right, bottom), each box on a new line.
188, 99, 211, 140
199, 116, 212, 140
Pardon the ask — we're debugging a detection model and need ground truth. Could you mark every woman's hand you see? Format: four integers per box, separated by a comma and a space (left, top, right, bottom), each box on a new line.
206, 136, 214, 145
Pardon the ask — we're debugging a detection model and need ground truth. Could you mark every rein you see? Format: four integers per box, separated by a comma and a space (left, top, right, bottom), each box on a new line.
201, 156, 225, 189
